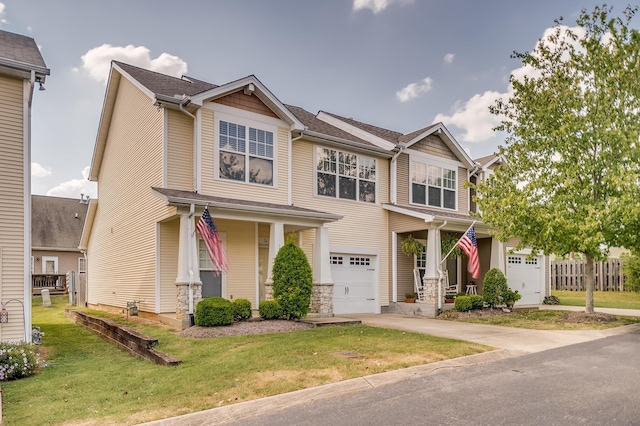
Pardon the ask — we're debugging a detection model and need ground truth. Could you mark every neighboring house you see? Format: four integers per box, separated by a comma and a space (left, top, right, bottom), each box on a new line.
31, 195, 89, 293
0, 30, 49, 341
80, 62, 547, 328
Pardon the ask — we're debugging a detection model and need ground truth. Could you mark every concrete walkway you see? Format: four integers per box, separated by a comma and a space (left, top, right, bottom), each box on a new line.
138, 313, 640, 426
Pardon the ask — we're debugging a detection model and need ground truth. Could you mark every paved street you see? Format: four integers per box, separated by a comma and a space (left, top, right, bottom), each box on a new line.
226, 330, 640, 425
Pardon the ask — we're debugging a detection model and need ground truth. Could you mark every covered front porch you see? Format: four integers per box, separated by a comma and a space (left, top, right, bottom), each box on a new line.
153, 188, 342, 328
384, 204, 505, 317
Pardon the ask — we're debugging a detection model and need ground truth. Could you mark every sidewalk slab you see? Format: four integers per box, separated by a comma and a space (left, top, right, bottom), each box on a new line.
538, 304, 640, 317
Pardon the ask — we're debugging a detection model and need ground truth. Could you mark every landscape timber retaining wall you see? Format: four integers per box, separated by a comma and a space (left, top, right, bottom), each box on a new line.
65, 309, 181, 366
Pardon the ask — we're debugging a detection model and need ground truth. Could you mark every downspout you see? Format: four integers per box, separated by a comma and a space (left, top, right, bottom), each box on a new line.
187, 203, 195, 320
25, 71, 36, 341
435, 220, 448, 313
390, 145, 405, 205
178, 97, 198, 192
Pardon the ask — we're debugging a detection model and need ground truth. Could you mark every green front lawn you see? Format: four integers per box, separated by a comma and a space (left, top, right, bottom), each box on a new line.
552, 290, 640, 310
2, 297, 489, 425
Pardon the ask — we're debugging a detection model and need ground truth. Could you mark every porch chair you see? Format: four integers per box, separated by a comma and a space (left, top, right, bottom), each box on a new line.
413, 269, 425, 302
443, 273, 459, 297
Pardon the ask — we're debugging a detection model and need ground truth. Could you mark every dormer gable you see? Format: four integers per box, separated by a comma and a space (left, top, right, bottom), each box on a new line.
400, 122, 475, 169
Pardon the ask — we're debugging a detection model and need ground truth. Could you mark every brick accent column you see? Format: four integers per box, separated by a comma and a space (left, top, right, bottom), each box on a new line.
422, 277, 438, 304
176, 283, 203, 320
264, 283, 274, 301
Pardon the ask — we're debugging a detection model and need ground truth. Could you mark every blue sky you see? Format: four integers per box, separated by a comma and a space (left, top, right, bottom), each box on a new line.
0, 0, 633, 198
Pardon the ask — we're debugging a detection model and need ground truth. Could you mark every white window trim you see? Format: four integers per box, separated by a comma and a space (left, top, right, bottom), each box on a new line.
198, 233, 228, 297
78, 257, 86, 273
313, 145, 379, 204
41, 256, 58, 274
213, 109, 279, 188
409, 156, 457, 211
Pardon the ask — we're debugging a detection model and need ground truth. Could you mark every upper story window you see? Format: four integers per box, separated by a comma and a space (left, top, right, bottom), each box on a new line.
411, 161, 456, 210
219, 120, 274, 186
316, 147, 376, 203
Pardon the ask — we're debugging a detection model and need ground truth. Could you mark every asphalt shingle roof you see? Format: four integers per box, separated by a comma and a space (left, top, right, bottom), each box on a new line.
32, 196, 88, 250
0, 30, 47, 68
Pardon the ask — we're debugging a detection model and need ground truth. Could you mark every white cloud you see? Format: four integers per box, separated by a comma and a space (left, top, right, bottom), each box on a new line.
31, 162, 52, 178
434, 24, 585, 143
80, 44, 188, 84
46, 166, 97, 199
353, 0, 413, 14
0, 2, 7, 26
396, 77, 432, 102
443, 53, 455, 64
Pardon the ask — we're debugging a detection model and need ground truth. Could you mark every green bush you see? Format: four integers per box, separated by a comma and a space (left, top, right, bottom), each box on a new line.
259, 300, 283, 320
195, 297, 232, 326
483, 268, 509, 308
622, 253, 640, 292
0, 341, 39, 381
232, 298, 252, 321
272, 235, 313, 320
543, 295, 560, 305
454, 295, 473, 312
470, 294, 484, 310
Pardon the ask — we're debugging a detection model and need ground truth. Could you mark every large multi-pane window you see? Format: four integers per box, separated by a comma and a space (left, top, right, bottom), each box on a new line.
411, 161, 456, 209
316, 147, 376, 203
219, 120, 274, 186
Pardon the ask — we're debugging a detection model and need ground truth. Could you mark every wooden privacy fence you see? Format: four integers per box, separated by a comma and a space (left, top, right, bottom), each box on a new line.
551, 259, 625, 291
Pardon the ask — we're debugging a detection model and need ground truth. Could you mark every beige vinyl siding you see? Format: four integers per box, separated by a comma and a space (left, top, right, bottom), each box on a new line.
0, 75, 27, 341
457, 166, 469, 214
32, 250, 82, 275
411, 135, 458, 160
291, 139, 390, 306
166, 110, 193, 190
388, 211, 427, 234
199, 108, 289, 204
214, 219, 257, 306
396, 234, 415, 300
476, 237, 492, 292
86, 77, 174, 314
159, 219, 179, 313
397, 154, 409, 205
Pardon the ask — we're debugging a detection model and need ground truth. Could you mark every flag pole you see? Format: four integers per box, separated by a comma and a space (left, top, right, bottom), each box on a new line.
440, 220, 476, 265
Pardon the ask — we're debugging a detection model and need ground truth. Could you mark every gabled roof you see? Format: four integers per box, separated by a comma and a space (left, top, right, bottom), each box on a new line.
0, 30, 49, 80
475, 153, 506, 169
114, 61, 217, 97
32, 196, 88, 251
400, 122, 476, 168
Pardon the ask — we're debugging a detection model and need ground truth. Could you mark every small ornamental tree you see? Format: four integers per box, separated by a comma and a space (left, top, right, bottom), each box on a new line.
272, 234, 313, 320
482, 268, 509, 308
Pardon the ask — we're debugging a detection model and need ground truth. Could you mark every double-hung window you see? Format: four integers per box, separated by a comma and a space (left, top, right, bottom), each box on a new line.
316, 147, 376, 203
219, 120, 274, 186
411, 161, 456, 209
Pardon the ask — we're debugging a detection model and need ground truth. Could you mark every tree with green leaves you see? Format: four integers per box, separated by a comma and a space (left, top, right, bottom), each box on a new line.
272, 234, 313, 320
475, 5, 640, 314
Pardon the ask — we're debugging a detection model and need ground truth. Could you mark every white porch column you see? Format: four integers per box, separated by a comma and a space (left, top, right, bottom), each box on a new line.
175, 213, 201, 322
311, 225, 334, 316
264, 222, 285, 286
422, 223, 442, 305
490, 238, 505, 273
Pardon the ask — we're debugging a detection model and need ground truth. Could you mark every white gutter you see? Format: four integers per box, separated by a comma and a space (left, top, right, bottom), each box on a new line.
188, 203, 195, 318
390, 145, 405, 205
290, 132, 305, 205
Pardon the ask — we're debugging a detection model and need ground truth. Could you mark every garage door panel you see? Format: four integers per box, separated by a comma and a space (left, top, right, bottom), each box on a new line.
331, 253, 377, 314
507, 255, 542, 305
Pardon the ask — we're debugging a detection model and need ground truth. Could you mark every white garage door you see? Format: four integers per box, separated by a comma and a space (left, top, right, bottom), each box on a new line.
506, 255, 543, 305
331, 253, 377, 315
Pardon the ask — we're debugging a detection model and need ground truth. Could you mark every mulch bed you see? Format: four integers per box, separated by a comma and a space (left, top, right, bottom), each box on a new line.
178, 318, 315, 338
438, 308, 618, 323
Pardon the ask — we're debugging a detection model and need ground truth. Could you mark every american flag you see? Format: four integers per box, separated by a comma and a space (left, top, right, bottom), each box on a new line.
196, 207, 229, 273
457, 225, 480, 279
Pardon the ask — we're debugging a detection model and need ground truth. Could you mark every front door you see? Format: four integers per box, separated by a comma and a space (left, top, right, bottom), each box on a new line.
199, 239, 222, 298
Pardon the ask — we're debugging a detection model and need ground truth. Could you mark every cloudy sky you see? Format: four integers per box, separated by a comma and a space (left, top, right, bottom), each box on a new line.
0, 0, 632, 198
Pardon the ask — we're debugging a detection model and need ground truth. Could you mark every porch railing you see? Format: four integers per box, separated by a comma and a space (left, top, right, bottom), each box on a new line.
32, 274, 67, 294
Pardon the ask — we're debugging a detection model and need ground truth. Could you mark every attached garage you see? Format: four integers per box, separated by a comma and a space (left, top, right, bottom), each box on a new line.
330, 253, 378, 314
506, 254, 544, 305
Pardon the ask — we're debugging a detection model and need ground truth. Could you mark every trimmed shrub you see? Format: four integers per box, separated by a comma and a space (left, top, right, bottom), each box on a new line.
483, 268, 509, 308
543, 295, 560, 305
0, 341, 39, 381
454, 295, 473, 312
259, 300, 283, 320
272, 235, 313, 320
622, 253, 640, 293
470, 294, 484, 310
195, 297, 232, 326
232, 298, 252, 321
